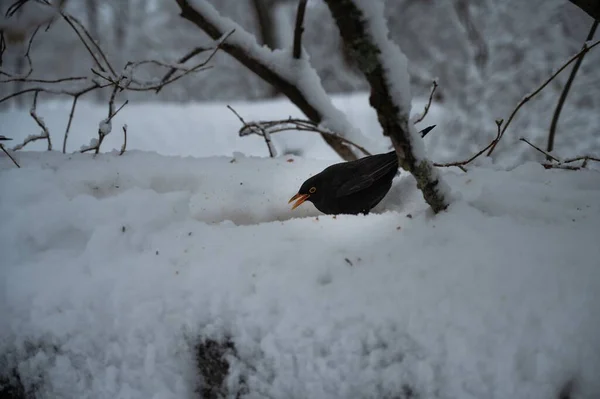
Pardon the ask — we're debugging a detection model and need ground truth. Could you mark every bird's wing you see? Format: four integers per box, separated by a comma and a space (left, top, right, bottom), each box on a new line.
335, 152, 398, 197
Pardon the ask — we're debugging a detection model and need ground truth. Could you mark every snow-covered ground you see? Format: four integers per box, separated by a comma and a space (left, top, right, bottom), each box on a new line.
1, 95, 600, 399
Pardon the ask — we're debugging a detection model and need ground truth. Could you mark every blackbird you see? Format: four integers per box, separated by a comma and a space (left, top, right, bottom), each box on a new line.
288, 150, 399, 215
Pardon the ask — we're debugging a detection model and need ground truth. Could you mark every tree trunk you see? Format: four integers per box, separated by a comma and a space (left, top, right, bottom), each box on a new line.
322, 0, 449, 213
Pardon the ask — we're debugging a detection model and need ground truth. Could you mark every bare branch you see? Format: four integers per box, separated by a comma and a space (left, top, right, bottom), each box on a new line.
0, 32, 6, 68
519, 138, 560, 162
487, 38, 600, 156
63, 13, 116, 77
227, 105, 276, 157
6, 0, 29, 18
95, 80, 121, 154
107, 99, 129, 123
519, 137, 600, 171
435, 119, 503, 171
234, 116, 372, 157
119, 125, 127, 156
62, 94, 80, 153
11, 91, 52, 151
293, 0, 308, 59
547, 20, 598, 157
541, 163, 582, 171
563, 155, 600, 164
0, 81, 110, 105
1, 75, 87, 83
156, 46, 213, 93
60, 14, 109, 75
1, 143, 20, 168
92, 30, 232, 93
30, 90, 51, 150
2, 5, 228, 155
0, 25, 38, 78
413, 80, 438, 124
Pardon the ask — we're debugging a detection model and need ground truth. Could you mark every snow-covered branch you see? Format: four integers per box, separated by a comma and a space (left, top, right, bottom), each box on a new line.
174, 0, 381, 161
322, 0, 449, 213
227, 108, 374, 158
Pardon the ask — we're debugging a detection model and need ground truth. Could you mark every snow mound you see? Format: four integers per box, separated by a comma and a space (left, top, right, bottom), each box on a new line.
1, 152, 599, 398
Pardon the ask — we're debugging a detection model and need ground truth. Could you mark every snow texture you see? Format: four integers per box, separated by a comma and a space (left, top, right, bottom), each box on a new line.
186, 0, 383, 155
1, 149, 600, 398
99, 119, 112, 136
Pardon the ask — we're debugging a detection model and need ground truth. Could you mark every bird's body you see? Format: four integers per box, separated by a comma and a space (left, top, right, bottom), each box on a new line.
289, 151, 399, 215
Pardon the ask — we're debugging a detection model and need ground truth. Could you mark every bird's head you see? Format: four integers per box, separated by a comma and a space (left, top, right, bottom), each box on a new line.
288, 174, 324, 210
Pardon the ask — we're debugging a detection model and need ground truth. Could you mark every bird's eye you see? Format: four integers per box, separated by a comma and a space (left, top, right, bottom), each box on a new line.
309, 187, 316, 194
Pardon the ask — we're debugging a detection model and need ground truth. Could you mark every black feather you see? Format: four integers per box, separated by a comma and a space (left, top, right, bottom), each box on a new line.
291, 151, 399, 215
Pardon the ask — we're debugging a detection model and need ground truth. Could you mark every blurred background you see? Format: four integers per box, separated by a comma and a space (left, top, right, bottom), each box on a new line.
1, 0, 598, 163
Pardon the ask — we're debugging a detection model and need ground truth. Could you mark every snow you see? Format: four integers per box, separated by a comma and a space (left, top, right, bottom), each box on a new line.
99, 119, 112, 136
1, 145, 600, 397
1, 82, 599, 398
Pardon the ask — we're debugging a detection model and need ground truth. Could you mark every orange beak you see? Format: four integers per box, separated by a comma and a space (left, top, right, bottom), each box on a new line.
288, 193, 310, 210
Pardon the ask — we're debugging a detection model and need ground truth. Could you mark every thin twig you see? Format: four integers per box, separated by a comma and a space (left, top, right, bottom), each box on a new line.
563, 155, 600, 164
6, 0, 28, 17
156, 46, 212, 93
487, 38, 600, 156
0, 25, 39, 78
234, 116, 372, 157
119, 124, 127, 155
64, 13, 117, 77
25, 91, 52, 150
293, 0, 308, 59
519, 137, 600, 171
227, 105, 276, 157
547, 20, 598, 158
96, 82, 120, 154
435, 119, 503, 171
60, 14, 107, 74
541, 163, 582, 170
413, 80, 438, 124
226, 105, 246, 125
1, 144, 20, 168
62, 94, 79, 153
93, 30, 232, 93
519, 138, 560, 162
2, 9, 228, 155
0, 32, 6, 68
0, 81, 110, 104
0, 75, 87, 84
107, 99, 129, 123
